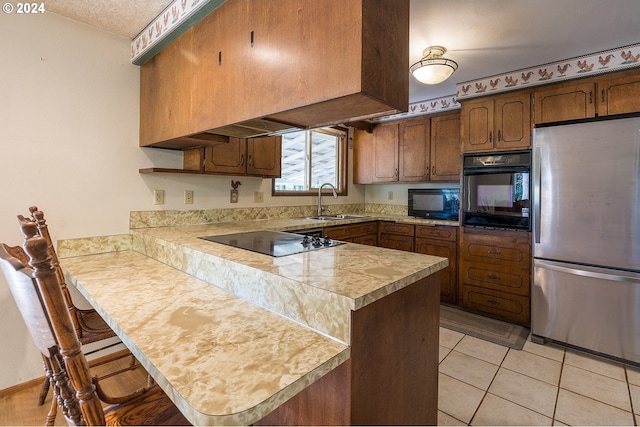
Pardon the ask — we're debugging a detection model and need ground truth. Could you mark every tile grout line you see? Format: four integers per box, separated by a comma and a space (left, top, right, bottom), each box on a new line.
550, 346, 567, 425
467, 345, 510, 425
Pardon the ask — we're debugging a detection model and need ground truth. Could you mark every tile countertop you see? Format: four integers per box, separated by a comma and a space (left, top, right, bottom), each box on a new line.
129, 214, 450, 344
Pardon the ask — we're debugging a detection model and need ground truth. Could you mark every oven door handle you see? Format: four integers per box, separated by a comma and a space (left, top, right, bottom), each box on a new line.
534, 147, 542, 244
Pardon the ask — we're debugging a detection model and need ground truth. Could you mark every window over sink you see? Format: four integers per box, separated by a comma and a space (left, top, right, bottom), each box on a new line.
272, 127, 347, 196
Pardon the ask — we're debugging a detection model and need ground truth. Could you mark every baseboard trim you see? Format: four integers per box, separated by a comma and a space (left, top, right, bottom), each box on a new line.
0, 349, 134, 398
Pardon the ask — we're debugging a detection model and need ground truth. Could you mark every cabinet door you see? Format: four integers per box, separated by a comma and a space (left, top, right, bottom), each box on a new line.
247, 136, 282, 177
204, 138, 247, 174
373, 123, 399, 183
430, 112, 461, 181
398, 117, 429, 182
494, 92, 531, 150
140, 29, 194, 147
415, 238, 457, 304
461, 98, 494, 152
533, 81, 596, 124
378, 234, 414, 252
353, 234, 378, 246
597, 70, 640, 116
353, 129, 374, 184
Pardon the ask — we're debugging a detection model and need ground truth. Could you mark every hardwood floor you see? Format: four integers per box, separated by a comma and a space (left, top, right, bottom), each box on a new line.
0, 352, 149, 426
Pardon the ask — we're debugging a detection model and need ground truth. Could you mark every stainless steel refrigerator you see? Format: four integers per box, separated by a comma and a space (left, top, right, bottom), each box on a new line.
532, 116, 640, 364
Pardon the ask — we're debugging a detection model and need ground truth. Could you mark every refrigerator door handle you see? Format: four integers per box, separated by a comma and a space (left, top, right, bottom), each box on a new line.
534, 146, 542, 244
535, 259, 640, 283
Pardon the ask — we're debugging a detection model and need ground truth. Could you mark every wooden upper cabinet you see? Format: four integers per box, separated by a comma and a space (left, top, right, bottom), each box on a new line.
533, 80, 596, 124
597, 69, 640, 116
461, 98, 493, 152
140, 0, 409, 148
204, 136, 281, 177
204, 138, 247, 175
354, 113, 461, 184
399, 117, 430, 182
373, 123, 400, 182
139, 28, 194, 147
247, 136, 281, 177
461, 92, 531, 153
430, 112, 461, 181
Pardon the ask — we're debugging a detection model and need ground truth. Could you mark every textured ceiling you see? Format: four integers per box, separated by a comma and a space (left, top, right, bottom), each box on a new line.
44, 0, 172, 39
45, 0, 640, 103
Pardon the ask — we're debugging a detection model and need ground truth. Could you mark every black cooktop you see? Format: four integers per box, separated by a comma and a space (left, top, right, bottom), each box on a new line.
199, 230, 344, 257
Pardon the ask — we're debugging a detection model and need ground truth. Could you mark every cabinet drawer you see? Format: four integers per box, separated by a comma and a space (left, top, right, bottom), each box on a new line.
461, 228, 530, 265
460, 284, 530, 325
324, 222, 378, 240
378, 222, 415, 236
460, 261, 529, 296
466, 243, 528, 264
415, 225, 457, 241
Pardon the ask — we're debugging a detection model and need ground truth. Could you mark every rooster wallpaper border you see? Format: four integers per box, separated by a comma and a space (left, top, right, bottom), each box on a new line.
455, 42, 640, 100
377, 42, 640, 122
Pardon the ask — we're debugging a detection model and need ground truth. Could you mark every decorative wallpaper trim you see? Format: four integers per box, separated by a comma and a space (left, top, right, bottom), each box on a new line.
456, 42, 640, 100
131, 0, 226, 66
371, 94, 460, 123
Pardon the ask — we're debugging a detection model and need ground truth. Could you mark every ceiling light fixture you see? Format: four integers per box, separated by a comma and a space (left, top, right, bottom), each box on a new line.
409, 46, 458, 85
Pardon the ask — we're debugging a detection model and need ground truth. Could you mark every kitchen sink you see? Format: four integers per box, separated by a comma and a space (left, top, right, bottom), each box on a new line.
305, 214, 369, 221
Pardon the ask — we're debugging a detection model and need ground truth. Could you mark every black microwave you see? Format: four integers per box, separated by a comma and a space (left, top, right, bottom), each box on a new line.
408, 188, 460, 221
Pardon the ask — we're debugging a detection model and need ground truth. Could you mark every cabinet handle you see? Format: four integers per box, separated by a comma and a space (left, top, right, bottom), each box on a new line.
248, 155, 252, 167
250, 31, 254, 47
601, 89, 605, 103
497, 130, 502, 141
589, 90, 593, 104
240, 154, 245, 166
395, 167, 398, 177
487, 299, 499, 305
488, 249, 501, 256
218, 51, 222, 66
489, 131, 492, 143
432, 165, 435, 175
487, 273, 500, 280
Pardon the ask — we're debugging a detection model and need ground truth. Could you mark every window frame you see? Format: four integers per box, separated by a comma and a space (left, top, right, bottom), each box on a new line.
271, 126, 348, 197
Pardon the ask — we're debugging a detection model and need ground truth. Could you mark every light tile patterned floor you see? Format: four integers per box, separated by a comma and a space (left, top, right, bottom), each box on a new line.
438, 327, 640, 426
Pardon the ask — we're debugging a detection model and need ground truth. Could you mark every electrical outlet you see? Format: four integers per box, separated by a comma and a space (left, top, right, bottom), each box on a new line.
388, 191, 394, 200
153, 190, 165, 205
184, 190, 194, 204
253, 191, 264, 203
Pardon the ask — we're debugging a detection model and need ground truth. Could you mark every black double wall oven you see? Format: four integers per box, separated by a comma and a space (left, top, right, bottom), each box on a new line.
462, 150, 531, 231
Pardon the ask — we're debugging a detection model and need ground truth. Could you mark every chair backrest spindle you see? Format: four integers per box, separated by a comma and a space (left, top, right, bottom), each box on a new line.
20, 220, 106, 425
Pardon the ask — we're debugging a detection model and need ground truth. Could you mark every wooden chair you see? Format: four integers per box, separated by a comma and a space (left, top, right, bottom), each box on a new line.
1, 220, 189, 426
15, 207, 136, 410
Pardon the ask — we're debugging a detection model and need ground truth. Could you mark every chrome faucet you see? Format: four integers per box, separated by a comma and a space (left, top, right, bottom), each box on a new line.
318, 182, 338, 216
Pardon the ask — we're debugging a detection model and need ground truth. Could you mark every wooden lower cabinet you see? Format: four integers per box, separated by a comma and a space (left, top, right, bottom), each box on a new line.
377, 221, 458, 304
256, 274, 440, 425
377, 222, 415, 252
415, 225, 458, 304
458, 227, 531, 326
324, 222, 378, 246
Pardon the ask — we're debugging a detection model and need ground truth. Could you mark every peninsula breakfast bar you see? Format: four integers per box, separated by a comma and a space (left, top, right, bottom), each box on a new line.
60, 216, 447, 425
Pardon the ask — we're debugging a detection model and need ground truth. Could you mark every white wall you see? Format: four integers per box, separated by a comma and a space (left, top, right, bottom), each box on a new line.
0, 12, 364, 390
